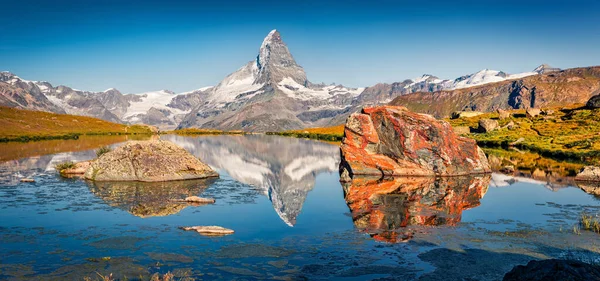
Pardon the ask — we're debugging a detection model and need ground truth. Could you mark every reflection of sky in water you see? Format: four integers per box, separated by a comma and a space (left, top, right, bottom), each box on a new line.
0, 135, 600, 279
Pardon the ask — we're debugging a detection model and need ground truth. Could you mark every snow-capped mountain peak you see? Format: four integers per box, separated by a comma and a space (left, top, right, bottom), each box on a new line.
533, 64, 561, 74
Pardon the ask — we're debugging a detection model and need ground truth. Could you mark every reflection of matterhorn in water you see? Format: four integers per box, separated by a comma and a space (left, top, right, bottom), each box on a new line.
164, 135, 340, 226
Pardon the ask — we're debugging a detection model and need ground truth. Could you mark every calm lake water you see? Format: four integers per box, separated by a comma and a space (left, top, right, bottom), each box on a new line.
1, 135, 600, 280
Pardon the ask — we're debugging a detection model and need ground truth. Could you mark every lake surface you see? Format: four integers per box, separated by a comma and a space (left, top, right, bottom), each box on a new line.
1, 135, 600, 280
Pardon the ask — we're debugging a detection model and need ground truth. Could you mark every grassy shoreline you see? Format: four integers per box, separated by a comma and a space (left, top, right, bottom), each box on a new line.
167, 128, 247, 136
266, 124, 344, 141
0, 106, 156, 143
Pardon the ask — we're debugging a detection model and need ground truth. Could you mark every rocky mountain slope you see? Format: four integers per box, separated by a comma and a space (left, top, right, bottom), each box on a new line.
0, 72, 209, 129
389, 66, 600, 118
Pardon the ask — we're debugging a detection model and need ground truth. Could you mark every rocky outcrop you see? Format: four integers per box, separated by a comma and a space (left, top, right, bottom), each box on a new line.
503, 259, 600, 281
451, 111, 484, 119
84, 140, 218, 182
339, 106, 491, 180
478, 119, 498, 133
587, 94, 600, 108
342, 175, 490, 243
575, 166, 600, 182
497, 109, 510, 119
526, 108, 541, 118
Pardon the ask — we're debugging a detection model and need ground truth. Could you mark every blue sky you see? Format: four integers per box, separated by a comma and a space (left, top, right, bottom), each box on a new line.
1, 0, 599, 93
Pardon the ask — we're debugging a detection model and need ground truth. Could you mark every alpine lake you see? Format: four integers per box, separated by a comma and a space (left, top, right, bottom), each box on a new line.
1, 134, 600, 280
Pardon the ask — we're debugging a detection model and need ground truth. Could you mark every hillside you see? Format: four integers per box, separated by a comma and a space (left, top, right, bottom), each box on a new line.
0, 106, 154, 141
390, 66, 600, 118
448, 106, 600, 165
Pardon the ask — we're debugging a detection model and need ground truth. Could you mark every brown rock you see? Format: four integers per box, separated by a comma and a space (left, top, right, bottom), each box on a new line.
497, 109, 510, 119
60, 161, 92, 176
453, 126, 471, 135
84, 140, 218, 182
478, 118, 499, 133
180, 226, 234, 236
541, 109, 555, 115
339, 106, 491, 180
575, 166, 600, 182
451, 111, 484, 119
526, 108, 541, 118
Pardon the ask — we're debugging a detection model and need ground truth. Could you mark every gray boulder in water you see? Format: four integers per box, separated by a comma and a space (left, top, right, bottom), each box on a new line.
84, 140, 218, 182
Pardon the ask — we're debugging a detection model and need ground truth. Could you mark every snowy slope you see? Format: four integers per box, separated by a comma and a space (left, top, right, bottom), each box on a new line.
450, 69, 537, 89
277, 77, 364, 101
123, 90, 189, 123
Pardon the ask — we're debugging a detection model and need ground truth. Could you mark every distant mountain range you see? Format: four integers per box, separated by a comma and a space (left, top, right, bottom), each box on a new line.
2, 29, 598, 131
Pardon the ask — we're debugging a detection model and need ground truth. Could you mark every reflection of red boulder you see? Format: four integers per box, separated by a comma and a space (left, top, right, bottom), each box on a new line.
342, 175, 491, 243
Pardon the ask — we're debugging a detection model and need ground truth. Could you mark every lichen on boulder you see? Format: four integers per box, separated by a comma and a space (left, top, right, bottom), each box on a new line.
84, 140, 218, 182
339, 106, 491, 181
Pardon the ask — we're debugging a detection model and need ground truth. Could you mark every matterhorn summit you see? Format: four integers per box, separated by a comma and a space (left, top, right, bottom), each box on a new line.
255, 29, 307, 86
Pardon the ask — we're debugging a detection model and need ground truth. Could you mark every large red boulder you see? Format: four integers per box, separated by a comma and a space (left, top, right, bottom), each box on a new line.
340, 106, 491, 180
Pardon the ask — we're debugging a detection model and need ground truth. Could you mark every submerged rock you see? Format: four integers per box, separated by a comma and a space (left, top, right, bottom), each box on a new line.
180, 226, 234, 236
503, 259, 600, 281
575, 166, 600, 182
339, 106, 491, 180
84, 140, 218, 182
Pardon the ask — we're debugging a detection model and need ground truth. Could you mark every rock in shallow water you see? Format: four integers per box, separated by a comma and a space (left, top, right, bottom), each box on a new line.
180, 226, 234, 236
84, 140, 218, 182
503, 259, 600, 281
339, 106, 491, 180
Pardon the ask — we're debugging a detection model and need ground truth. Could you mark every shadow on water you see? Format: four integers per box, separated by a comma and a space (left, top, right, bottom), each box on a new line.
342, 175, 491, 243
87, 178, 217, 218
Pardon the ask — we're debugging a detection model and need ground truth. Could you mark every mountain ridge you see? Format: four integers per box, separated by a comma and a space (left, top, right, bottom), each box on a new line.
3, 30, 596, 132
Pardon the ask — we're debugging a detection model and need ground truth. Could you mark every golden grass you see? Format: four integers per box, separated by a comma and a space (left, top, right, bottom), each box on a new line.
266, 124, 344, 141
168, 128, 246, 135
0, 106, 154, 141
287, 124, 345, 135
